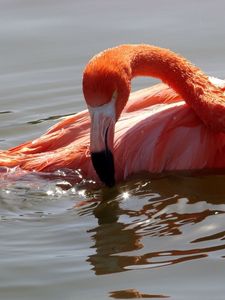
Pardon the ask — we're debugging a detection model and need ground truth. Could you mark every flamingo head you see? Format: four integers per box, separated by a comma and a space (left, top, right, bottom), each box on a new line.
83, 50, 131, 187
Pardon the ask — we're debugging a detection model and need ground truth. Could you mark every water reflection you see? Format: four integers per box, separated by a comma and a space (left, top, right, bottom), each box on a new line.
109, 288, 169, 299
87, 188, 143, 275
84, 174, 225, 275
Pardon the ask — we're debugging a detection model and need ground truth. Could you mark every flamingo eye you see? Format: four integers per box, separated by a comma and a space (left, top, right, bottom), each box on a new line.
112, 90, 118, 101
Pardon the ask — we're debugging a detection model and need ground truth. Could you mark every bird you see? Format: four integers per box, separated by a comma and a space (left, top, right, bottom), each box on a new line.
1, 44, 225, 187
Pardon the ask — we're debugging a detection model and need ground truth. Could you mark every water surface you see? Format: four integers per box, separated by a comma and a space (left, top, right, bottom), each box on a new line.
1, 1, 225, 299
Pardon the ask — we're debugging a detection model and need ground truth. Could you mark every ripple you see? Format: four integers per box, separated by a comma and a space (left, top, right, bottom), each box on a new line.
0, 111, 12, 115
27, 112, 75, 125
0, 167, 97, 219
84, 175, 225, 275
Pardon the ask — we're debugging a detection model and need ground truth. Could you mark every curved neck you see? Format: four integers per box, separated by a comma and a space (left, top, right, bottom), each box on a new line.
116, 44, 225, 131
130, 46, 204, 98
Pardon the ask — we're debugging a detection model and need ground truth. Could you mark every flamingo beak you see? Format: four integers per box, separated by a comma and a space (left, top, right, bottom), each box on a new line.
88, 101, 116, 187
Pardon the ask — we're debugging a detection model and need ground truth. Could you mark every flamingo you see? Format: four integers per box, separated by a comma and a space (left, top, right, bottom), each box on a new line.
1, 44, 225, 187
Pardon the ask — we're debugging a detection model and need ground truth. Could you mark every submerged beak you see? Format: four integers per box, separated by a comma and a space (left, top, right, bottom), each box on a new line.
88, 101, 116, 187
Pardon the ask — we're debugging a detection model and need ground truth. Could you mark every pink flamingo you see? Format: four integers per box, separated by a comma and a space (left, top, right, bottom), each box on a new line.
1, 44, 225, 186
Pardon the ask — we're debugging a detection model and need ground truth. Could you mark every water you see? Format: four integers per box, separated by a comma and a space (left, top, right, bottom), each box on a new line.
1, 1, 225, 299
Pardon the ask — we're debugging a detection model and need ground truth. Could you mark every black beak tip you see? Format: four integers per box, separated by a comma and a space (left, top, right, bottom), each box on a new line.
91, 150, 115, 187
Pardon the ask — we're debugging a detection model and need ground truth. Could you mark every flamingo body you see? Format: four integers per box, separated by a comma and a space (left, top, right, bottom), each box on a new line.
1, 82, 225, 184
1, 44, 225, 186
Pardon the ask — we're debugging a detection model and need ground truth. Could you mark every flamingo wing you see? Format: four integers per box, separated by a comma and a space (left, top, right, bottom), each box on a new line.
1, 82, 225, 183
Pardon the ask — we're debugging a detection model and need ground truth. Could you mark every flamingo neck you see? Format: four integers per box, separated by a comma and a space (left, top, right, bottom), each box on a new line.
116, 44, 225, 131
